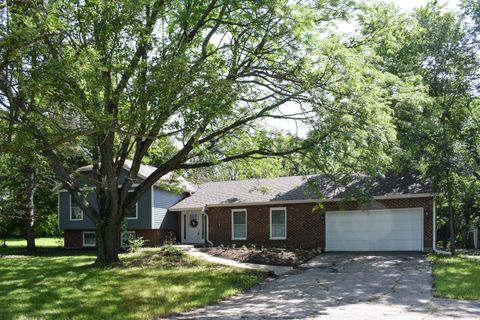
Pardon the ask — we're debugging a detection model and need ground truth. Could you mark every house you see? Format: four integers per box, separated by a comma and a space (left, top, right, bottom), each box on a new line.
57, 164, 434, 252
54, 161, 195, 248
169, 172, 434, 252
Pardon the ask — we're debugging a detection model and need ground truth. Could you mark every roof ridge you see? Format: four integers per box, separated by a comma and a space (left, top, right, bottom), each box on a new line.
200, 174, 315, 186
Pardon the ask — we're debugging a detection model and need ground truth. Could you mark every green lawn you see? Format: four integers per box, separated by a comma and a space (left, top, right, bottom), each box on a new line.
429, 254, 480, 300
0, 237, 64, 255
0, 245, 264, 319
2, 237, 64, 247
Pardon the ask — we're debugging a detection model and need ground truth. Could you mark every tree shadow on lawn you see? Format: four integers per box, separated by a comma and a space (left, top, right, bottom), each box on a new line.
0, 254, 118, 319
0, 249, 263, 320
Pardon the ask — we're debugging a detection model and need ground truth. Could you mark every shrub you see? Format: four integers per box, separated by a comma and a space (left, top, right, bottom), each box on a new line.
55, 237, 64, 248
160, 244, 185, 258
127, 237, 146, 253
231, 243, 236, 249
163, 232, 177, 246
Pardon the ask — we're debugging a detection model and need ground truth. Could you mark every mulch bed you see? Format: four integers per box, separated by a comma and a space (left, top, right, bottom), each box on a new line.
198, 246, 319, 267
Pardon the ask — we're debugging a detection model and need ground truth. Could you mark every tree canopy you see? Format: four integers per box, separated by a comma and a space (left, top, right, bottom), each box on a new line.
1, 0, 479, 259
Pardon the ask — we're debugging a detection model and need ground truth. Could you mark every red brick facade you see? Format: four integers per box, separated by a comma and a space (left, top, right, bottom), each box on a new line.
65, 197, 434, 251
64, 229, 177, 248
205, 197, 433, 251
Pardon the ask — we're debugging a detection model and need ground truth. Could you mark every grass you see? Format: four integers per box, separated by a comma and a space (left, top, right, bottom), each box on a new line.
429, 254, 480, 300
0, 242, 264, 320
0, 237, 64, 255
2, 237, 64, 247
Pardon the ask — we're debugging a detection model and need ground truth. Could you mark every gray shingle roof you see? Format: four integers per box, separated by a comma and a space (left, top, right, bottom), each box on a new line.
123, 160, 196, 193
170, 172, 431, 210
53, 160, 196, 193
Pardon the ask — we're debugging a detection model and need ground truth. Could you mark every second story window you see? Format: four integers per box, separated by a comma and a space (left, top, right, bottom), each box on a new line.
126, 203, 138, 220
70, 195, 83, 221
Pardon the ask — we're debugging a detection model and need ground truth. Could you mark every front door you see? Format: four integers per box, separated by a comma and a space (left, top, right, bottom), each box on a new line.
184, 212, 204, 244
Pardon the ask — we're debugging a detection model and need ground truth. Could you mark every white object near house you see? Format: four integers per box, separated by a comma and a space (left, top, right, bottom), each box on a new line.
325, 208, 424, 251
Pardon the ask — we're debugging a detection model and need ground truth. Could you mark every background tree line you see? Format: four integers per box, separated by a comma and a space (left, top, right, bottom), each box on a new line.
0, 0, 479, 259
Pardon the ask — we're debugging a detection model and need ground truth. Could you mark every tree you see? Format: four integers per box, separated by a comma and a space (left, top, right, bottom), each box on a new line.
1, 0, 399, 263
0, 152, 59, 247
356, 1, 480, 254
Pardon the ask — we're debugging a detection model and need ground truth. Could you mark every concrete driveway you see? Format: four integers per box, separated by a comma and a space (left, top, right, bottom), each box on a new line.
168, 253, 480, 319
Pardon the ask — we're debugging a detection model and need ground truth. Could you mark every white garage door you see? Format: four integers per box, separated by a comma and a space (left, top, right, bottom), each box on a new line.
325, 208, 424, 251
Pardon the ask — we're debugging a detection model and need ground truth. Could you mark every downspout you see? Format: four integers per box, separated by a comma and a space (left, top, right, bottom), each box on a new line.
204, 206, 213, 246
433, 198, 451, 255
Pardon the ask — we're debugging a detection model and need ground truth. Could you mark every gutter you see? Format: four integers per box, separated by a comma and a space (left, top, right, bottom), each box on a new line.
432, 198, 451, 255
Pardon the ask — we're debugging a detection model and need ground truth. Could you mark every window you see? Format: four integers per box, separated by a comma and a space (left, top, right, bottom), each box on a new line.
70, 195, 83, 221
121, 231, 136, 248
126, 203, 138, 220
83, 231, 96, 247
126, 190, 138, 220
231, 209, 247, 240
270, 208, 286, 240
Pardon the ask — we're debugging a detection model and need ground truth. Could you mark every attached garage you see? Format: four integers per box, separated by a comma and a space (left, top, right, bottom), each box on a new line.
325, 208, 424, 251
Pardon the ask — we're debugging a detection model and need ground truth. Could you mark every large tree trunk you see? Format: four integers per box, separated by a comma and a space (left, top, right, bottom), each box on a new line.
95, 213, 121, 264
24, 164, 36, 253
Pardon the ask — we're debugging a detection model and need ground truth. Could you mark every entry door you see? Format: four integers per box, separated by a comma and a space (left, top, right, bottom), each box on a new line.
185, 212, 204, 244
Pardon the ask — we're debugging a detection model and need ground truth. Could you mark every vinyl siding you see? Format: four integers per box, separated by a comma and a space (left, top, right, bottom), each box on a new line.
58, 168, 152, 230
153, 187, 185, 229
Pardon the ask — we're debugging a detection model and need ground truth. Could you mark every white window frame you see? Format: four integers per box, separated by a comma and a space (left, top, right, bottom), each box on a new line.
70, 194, 84, 221
231, 209, 247, 240
121, 231, 136, 248
82, 231, 96, 247
126, 202, 138, 220
126, 190, 138, 220
270, 207, 287, 240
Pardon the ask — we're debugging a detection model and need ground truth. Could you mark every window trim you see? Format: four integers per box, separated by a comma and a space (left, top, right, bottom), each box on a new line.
69, 194, 84, 221
82, 231, 96, 247
269, 207, 287, 240
126, 202, 138, 220
126, 190, 138, 220
121, 231, 136, 248
231, 209, 247, 240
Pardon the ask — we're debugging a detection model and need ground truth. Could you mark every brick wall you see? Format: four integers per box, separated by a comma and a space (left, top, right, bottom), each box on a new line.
206, 197, 433, 250
64, 230, 84, 248
64, 229, 177, 248
65, 197, 434, 251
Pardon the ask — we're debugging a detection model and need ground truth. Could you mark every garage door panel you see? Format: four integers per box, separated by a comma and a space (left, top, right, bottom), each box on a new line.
325, 208, 423, 251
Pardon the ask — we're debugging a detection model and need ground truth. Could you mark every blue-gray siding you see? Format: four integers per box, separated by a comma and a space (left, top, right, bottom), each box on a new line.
58, 170, 152, 230
153, 187, 185, 229
58, 188, 152, 230
57, 168, 176, 230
